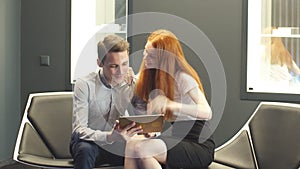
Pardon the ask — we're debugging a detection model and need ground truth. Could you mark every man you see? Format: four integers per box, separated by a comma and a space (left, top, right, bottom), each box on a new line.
70, 34, 142, 169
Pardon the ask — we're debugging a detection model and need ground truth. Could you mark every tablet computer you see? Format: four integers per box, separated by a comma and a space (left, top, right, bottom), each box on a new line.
119, 114, 164, 133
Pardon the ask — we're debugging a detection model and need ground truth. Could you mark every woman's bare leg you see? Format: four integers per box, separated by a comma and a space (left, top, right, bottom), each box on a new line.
124, 138, 167, 169
124, 140, 140, 169
124, 157, 139, 169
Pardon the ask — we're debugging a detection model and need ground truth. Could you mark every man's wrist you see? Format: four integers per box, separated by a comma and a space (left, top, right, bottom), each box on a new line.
105, 132, 114, 144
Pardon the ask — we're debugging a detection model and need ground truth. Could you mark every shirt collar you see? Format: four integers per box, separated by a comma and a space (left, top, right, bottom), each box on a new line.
99, 69, 111, 89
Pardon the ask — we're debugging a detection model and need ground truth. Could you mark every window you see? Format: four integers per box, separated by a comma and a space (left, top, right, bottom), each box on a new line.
70, 0, 128, 83
243, 0, 300, 101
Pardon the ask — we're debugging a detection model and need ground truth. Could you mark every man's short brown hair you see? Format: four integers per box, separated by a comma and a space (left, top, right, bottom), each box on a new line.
97, 34, 129, 63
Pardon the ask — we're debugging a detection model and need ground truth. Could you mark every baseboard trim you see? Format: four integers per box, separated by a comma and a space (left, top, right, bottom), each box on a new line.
0, 158, 15, 167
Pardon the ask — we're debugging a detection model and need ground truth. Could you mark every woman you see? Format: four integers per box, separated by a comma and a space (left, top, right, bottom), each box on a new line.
125, 29, 215, 169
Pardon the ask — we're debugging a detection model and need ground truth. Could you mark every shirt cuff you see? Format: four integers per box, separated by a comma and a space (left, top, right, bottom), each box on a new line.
105, 132, 114, 144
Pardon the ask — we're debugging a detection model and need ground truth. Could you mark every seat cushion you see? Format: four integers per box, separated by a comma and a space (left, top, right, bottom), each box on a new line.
214, 130, 256, 168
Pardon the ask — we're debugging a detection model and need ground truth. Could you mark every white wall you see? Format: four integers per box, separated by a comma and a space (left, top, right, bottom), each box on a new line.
0, 0, 21, 163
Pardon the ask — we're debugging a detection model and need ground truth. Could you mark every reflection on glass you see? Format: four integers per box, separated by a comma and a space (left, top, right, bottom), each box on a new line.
247, 0, 300, 94
260, 28, 300, 91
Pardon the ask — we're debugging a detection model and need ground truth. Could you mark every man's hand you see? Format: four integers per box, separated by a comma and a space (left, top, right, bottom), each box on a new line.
106, 120, 143, 143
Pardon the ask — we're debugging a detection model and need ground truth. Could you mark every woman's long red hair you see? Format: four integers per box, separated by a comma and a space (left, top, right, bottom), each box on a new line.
135, 29, 204, 120
263, 27, 293, 69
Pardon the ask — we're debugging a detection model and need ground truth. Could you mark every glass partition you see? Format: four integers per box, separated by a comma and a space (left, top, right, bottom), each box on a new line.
244, 0, 300, 100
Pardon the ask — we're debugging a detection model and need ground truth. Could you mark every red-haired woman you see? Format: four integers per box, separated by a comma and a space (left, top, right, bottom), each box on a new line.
125, 29, 215, 169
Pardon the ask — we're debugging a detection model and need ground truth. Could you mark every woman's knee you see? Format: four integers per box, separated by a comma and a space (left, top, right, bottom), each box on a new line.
125, 140, 144, 158
133, 142, 145, 158
126, 139, 167, 159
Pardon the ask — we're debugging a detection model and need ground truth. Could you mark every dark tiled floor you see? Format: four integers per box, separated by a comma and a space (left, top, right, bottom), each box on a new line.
0, 162, 39, 169
0, 162, 124, 169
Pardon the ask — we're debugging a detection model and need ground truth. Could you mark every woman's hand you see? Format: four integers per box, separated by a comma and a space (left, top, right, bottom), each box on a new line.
143, 132, 159, 138
107, 120, 143, 143
147, 95, 169, 115
124, 67, 135, 85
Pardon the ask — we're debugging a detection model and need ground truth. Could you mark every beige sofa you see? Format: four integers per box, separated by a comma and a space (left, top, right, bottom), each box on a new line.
13, 92, 300, 169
